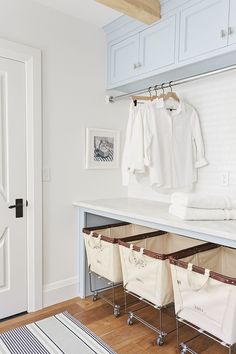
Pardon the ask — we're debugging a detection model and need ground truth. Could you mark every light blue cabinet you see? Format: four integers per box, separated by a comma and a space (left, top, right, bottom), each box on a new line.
105, 0, 236, 89
108, 14, 177, 86
228, 0, 236, 45
179, 0, 229, 61
139, 15, 176, 75
109, 34, 139, 84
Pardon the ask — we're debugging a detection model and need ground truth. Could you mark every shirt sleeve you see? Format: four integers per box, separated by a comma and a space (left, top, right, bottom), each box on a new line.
143, 105, 153, 167
192, 110, 208, 168
121, 103, 134, 185
129, 109, 145, 173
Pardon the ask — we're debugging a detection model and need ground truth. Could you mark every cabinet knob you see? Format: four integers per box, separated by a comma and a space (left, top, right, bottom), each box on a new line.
221, 29, 227, 38
133, 63, 137, 70
137, 62, 142, 68
228, 27, 234, 35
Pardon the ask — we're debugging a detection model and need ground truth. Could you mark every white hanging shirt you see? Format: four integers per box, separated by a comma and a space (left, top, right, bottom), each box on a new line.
145, 98, 208, 189
122, 103, 152, 186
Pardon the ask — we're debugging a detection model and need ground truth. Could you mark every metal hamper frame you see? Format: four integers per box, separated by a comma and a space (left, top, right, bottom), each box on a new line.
83, 223, 165, 317
118, 241, 216, 346
176, 316, 235, 354
169, 247, 236, 354
124, 288, 177, 346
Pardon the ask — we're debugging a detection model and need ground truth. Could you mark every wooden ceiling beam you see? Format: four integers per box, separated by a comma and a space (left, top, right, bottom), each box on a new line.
96, 0, 161, 25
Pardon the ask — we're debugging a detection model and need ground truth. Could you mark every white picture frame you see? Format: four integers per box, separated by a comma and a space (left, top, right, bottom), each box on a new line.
85, 128, 120, 169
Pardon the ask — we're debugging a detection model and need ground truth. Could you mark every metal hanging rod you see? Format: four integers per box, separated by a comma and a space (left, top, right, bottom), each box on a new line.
108, 64, 236, 103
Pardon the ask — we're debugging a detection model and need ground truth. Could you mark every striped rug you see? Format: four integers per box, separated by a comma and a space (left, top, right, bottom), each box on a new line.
0, 311, 116, 354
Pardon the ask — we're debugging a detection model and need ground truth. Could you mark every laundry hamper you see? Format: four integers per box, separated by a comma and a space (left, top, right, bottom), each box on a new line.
118, 233, 211, 345
83, 222, 164, 316
170, 245, 236, 353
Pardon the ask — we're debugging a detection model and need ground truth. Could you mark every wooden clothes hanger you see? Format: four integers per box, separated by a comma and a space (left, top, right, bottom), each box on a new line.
157, 82, 180, 111
132, 87, 154, 104
132, 87, 157, 106
163, 81, 180, 102
151, 82, 180, 102
150, 85, 160, 101
157, 83, 165, 100
131, 82, 180, 106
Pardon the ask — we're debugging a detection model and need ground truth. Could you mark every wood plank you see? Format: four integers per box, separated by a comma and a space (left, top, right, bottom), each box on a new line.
0, 289, 227, 353
96, 0, 161, 25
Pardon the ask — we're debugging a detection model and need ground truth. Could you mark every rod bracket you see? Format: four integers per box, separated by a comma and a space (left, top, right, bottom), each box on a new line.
105, 95, 115, 104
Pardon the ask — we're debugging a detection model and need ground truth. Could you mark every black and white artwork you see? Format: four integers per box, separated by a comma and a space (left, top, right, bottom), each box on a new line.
86, 129, 120, 169
94, 136, 114, 162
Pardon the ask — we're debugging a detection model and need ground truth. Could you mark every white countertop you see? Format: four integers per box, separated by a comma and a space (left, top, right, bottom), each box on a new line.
74, 198, 236, 246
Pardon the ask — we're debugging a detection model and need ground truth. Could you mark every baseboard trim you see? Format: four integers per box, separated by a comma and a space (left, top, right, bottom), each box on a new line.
43, 277, 78, 307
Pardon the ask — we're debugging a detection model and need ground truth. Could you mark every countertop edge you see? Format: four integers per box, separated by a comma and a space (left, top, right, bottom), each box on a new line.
73, 199, 236, 242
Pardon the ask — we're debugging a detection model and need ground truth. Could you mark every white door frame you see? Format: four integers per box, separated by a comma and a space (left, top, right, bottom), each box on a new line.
0, 38, 42, 312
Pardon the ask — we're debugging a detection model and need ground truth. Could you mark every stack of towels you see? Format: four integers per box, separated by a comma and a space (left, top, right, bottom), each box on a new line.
169, 192, 236, 220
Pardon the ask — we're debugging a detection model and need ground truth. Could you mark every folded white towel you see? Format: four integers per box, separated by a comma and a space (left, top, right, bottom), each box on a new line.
169, 204, 236, 220
171, 192, 236, 209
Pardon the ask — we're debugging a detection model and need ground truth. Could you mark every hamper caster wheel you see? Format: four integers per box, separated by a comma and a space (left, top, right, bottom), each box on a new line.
127, 317, 133, 326
156, 336, 165, 346
179, 344, 187, 354
113, 305, 120, 317
92, 292, 98, 302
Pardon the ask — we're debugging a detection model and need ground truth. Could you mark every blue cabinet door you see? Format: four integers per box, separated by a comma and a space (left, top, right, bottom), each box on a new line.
179, 0, 230, 61
228, 0, 236, 45
139, 15, 177, 74
109, 34, 139, 85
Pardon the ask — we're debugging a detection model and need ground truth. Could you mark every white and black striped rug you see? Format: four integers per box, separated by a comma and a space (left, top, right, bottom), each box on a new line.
0, 312, 116, 354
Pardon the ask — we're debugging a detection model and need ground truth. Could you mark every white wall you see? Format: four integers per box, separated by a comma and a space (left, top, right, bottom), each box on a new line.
128, 70, 236, 202
0, 0, 128, 306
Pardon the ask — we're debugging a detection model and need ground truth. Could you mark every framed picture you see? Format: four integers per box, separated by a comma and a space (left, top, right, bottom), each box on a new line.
85, 128, 120, 169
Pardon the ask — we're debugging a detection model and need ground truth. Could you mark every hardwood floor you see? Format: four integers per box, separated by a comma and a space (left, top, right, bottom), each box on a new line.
0, 290, 229, 354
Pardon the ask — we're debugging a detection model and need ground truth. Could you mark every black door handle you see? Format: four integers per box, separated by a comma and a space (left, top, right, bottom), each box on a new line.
9, 199, 23, 218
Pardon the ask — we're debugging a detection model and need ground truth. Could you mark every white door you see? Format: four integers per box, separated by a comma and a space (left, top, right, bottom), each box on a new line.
109, 34, 139, 85
228, 0, 236, 45
139, 15, 176, 75
0, 57, 27, 319
179, 0, 229, 61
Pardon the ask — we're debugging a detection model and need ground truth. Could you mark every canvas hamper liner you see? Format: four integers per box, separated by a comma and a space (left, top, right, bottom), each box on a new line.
118, 233, 209, 307
83, 222, 164, 284
170, 245, 236, 345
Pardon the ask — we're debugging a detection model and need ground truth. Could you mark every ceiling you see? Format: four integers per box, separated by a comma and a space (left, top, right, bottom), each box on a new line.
33, 0, 122, 27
